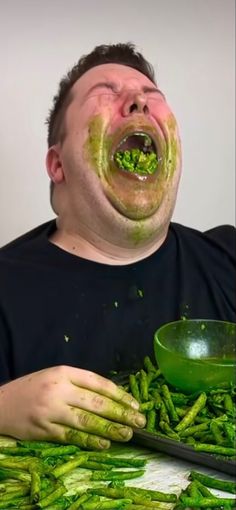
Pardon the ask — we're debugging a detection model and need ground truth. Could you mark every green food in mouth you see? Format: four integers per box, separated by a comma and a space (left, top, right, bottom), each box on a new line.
113, 133, 158, 175
114, 149, 158, 175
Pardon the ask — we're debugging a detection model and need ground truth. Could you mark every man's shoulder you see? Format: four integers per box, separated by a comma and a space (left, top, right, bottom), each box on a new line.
170, 222, 236, 258
0, 220, 55, 260
170, 222, 235, 241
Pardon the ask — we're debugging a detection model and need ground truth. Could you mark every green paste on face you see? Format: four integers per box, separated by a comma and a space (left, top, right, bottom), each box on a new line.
84, 115, 111, 176
114, 149, 158, 176
164, 114, 179, 178
130, 220, 154, 245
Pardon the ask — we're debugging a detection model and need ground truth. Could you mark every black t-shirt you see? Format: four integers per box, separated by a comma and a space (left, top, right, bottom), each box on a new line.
0, 220, 235, 384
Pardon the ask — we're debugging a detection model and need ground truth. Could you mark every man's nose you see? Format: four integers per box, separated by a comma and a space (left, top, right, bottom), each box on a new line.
122, 91, 149, 116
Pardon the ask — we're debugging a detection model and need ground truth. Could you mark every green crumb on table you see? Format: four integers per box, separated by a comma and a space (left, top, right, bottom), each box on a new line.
138, 289, 144, 298
64, 334, 70, 342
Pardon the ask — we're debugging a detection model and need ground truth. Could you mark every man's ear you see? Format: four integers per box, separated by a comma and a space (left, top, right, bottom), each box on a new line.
46, 146, 64, 183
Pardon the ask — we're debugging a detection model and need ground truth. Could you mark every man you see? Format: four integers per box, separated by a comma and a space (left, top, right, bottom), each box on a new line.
0, 43, 235, 448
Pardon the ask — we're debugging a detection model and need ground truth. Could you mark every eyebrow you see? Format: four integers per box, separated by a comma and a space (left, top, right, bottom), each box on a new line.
85, 81, 165, 98
142, 86, 165, 98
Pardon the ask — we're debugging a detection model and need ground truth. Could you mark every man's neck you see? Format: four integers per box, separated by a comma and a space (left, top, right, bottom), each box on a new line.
49, 224, 168, 266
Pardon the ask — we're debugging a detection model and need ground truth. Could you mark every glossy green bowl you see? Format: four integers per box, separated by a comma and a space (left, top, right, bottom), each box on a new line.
154, 319, 236, 393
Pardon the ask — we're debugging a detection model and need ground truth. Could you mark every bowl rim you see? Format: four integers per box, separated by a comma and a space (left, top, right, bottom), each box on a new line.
154, 318, 236, 365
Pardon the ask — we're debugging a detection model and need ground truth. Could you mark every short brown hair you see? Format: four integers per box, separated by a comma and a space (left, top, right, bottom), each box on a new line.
46, 42, 156, 148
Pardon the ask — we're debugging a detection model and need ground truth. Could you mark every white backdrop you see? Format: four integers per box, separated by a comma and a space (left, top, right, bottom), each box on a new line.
0, 0, 235, 246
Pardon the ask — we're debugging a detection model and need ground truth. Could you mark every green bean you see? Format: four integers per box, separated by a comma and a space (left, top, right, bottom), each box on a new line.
79, 461, 112, 471
0, 457, 43, 473
189, 470, 236, 494
223, 422, 236, 445
67, 493, 92, 510
175, 393, 207, 432
180, 496, 236, 507
0, 447, 36, 456
126, 501, 171, 508
129, 374, 140, 402
29, 466, 41, 503
179, 421, 210, 438
0, 484, 29, 501
144, 356, 156, 375
186, 481, 201, 498
161, 385, 179, 423
82, 499, 132, 509
193, 442, 236, 456
140, 370, 149, 402
171, 394, 189, 406
140, 401, 154, 412
0, 500, 31, 509
192, 480, 215, 498
90, 486, 177, 503
87, 453, 146, 468
210, 420, 224, 444
52, 454, 88, 478
36, 483, 66, 508
224, 394, 235, 415
91, 469, 145, 481
17, 441, 63, 450
159, 421, 180, 441
159, 401, 170, 424
39, 446, 79, 458
175, 407, 188, 418
0, 481, 29, 494
146, 409, 156, 432
0, 467, 31, 482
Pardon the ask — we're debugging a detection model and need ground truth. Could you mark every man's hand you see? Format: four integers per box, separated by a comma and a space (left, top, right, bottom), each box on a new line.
0, 365, 146, 449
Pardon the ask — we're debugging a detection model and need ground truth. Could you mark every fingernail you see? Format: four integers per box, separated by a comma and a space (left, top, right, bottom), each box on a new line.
135, 414, 146, 428
123, 396, 139, 410
130, 400, 140, 410
98, 439, 110, 449
118, 427, 132, 439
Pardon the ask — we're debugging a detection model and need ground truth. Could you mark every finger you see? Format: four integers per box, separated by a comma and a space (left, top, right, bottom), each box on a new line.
69, 367, 139, 410
56, 406, 134, 442
41, 422, 111, 450
67, 385, 146, 428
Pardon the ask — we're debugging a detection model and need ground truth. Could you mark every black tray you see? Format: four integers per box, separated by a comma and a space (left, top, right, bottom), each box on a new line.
112, 373, 236, 476
132, 428, 235, 476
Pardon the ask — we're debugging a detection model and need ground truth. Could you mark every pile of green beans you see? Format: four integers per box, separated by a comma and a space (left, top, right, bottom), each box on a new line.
175, 470, 236, 508
0, 441, 177, 509
125, 356, 236, 458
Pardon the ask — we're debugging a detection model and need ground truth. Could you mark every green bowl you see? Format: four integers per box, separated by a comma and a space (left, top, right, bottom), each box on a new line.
154, 319, 236, 393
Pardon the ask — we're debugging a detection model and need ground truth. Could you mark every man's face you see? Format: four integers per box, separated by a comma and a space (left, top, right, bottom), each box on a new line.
50, 63, 181, 249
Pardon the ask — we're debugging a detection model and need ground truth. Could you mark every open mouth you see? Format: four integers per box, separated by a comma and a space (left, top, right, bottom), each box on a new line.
113, 132, 159, 176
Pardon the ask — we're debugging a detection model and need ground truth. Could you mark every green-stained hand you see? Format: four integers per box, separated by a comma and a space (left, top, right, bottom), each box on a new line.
0, 366, 146, 449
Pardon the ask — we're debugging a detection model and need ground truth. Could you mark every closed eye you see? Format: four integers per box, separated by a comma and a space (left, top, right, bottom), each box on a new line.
85, 81, 118, 98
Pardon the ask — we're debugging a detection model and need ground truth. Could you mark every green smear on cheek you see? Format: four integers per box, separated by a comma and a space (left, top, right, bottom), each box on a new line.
84, 115, 111, 176
164, 114, 179, 178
